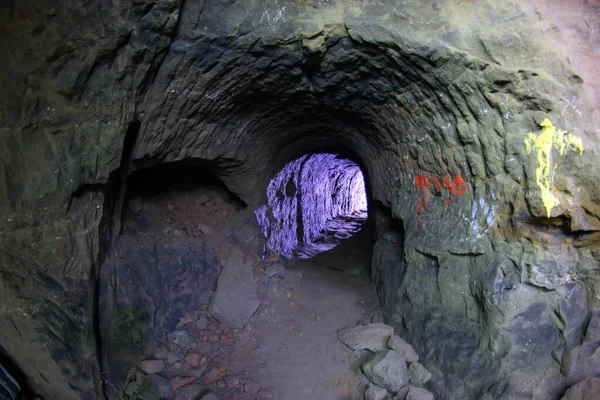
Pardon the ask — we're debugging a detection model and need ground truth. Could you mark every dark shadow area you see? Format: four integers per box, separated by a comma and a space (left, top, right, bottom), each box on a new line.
0, 347, 35, 400
126, 161, 247, 210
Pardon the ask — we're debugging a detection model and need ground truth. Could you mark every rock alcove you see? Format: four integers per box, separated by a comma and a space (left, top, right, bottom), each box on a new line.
1, 1, 600, 400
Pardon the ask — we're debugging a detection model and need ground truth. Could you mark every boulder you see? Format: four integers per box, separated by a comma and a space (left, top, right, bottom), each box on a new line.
264, 263, 287, 278
393, 386, 410, 400
366, 384, 391, 400
408, 363, 431, 384
208, 246, 261, 328
362, 350, 409, 393
138, 374, 175, 400
388, 335, 419, 362
406, 386, 434, 400
139, 359, 165, 375
338, 323, 395, 352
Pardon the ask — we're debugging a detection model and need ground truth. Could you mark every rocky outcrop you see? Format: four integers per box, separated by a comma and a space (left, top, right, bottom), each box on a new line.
1, 1, 599, 399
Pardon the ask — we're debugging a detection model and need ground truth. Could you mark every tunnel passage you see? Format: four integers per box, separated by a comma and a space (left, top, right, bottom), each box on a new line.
256, 153, 368, 259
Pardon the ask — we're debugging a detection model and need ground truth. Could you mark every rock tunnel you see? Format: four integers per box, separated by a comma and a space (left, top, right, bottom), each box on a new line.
1, 1, 600, 400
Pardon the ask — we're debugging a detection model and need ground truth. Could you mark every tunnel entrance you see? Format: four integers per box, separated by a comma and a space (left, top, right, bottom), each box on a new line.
98, 158, 381, 400
255, 153, 369, 260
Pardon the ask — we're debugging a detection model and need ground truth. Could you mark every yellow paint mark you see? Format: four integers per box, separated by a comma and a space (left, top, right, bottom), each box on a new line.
525, 118, 584, 217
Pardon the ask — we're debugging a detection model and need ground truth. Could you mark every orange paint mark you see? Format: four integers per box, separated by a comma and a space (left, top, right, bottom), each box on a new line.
453, 175, 466, 197
415, 174, 467, 229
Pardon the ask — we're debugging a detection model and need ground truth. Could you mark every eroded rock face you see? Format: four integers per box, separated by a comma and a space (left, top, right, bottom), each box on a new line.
1, 1, 599, 399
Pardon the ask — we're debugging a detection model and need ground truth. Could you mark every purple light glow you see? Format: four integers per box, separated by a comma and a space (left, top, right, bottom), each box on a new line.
255, 153, 368, 259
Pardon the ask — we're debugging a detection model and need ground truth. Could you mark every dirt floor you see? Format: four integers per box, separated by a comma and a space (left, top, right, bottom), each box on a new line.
115, 173, 380, 400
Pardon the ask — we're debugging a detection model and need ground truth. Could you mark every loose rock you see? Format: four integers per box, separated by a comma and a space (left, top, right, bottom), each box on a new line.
139, 359, 165, 375
196, 316, 209, 330
362, 350, 408, 393
388, 335, 419, 362
168, 330, 194, 352
244, 381, 261, 394
365, 384, 391, 400
171, 376, 195, 390
393, 386, 410, 400
209, 246, 261, 328
197, 223, 214, 236
338, 323, 394, 352
138, 374, 175, 400
406, 386, 434, 400
408, 363, 431, 384
264, 263, 287, 278
185, 353, 201, 367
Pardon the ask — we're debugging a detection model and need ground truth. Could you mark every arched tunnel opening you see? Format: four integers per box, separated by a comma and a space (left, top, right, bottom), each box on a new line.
2, 2, 599, 400
255, 152, 370, 261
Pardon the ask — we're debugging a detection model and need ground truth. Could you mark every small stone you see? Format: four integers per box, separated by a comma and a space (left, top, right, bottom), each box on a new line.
163, 227, 173, 234
362, 350, 408, 394
196, 223, 214, 236
244, 381, 260, 394
195, 341, 211, 354
177, 384, 212, 400
365, 384, 391, 400
168, 204, 175, 211
166, 352, 182, 364
408, 363, 431, 384
154, 346, 169, 359
264, 263, 287, 278
204, 367, 225, 384
139, 374, 174, 399
393, 386, 410, 400
371, 312, 384, 324
217, 380, 227, 389
180, 315, 195, 325
192, 230, 201, 238
195, 194, 211, 205
139, 359, 165, 374
406, 386, 434, 400
196, 316, 209, 330
200, 393, 221, 400
124, 381, 139, 397
128, 197, 143, 214
209, 334, 220, 342
173, 229, 186, 236
388, 335, 419, 362
338, 323, 394, 352
169, 330, 194, 351
171, 376, 195, 390
185, 353, 202, 367
225, 375, 240, 388
315, 315, 323, 321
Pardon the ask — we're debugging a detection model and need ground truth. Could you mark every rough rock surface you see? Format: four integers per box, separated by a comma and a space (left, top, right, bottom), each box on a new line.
408, 363, 432, 385
388, 335, 419, 363
405, 386, 435, 400
1, 0, 600, 399
362, 350, 408, 394
366, 384, 391, 400
338, 323, 395, 352
208, 245, 261, 329
561, 377, 600, 400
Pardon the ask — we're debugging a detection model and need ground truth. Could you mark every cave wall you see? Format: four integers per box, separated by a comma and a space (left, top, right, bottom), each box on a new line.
1, 1, 599, 399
